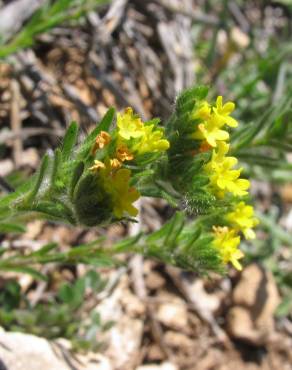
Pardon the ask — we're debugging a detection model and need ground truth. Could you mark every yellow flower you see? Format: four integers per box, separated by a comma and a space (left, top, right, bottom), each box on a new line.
213, 226, 243, 270
192, 118, 229, 147
89, 160, 106, 172
110, 169, 140, 218
89, 158, 121, 172
191, 96, 238, 147
116, 143, 134, 162
91, 131, 111, 155
213, 96, 238, 128
117, 108, 169, 155
192, 101, 211, 121
204, 142, 250, 197
117, 107, 144, 140
110, 158, 122, 169
226, 201, 259, 239
89, 159, 140, 218
133, 124, 170, 154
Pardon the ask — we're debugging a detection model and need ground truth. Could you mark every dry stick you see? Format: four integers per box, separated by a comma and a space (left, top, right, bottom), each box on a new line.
158, 22, 183, 94
128, 28, 171, 114
96, 0, 128, 43
0, 0, 46, 42
10, 52, 63, 127
129, 200, 175, 363
156, 0, 195, 96
88, 1, 151, 118
10, 79, 22, 168
16, 50, 100, 124
97, 40, 149, 119
86, 0, 128, 59
62, 84, 100, 123
50, 342, 80, 370
30, 265, 53, 307
0, 127, 64, 145
152, 0, 219, 26
228, 1, 250, 34
89, 54, 147, 118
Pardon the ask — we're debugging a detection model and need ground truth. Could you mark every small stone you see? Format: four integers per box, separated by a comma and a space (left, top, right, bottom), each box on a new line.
227, 263, 280, 345
145, 271, 166, 290
164, 331, 194, 349
156, 296, 188, 330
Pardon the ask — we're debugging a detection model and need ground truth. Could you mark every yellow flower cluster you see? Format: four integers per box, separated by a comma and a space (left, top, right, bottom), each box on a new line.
192, 97, 250, 199
87, 107, 169, 220
89, 130, 140, 219
192, 96, 237, 147
212, 201, 258, 270
89, 159, 140, 219
117, 107, 170, 157
226, 201, 259, 240
191, 96, 258, 270
212, 226, 243, 271
109, 167, 140, 218
204, 141, 250, 198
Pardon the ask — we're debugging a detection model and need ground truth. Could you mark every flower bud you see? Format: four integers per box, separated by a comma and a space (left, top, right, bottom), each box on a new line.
73, 173, 114, 226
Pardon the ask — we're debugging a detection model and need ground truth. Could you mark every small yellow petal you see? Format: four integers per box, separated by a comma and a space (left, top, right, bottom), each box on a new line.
89, 160, 106, 172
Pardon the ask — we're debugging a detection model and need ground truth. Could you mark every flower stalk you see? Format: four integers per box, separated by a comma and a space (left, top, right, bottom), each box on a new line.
0, 86, 258, 274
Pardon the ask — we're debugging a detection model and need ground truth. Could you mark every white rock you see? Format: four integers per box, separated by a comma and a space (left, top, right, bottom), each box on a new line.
0, 331, 70, 370
0, 330, 112, 370
156, 295, 188, 330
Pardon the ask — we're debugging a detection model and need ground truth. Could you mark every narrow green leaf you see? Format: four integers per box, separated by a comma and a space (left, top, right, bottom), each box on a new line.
69, 161, 84, 199
26, 154, 49, 203
0, 265, 47, 281
86, 107, 115, 143
30, 243, 58, 257
112, 234, 142, 253
50, 148, 62, 188
80, 256, 115, 267
49, 0, 72, 15
61, 122, 79, 161
183, 227, 202, 252
0, 222, 26, 233
164, 212, 185, 250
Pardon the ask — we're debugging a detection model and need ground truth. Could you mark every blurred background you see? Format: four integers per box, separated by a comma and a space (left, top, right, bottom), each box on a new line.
0, 0, 291, 369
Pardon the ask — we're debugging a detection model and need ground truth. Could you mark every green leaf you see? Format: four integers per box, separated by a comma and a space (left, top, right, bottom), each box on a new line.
30, 243, 58, 257
164, 212, 185, 250
26, 154, 50, 203
69, 161, 84, 199
49, 0, 72, 15
0, 222, 26, 233
72, 278, 86, 305
50, 148, 62, 188
112, 234, 142, 253
58, 277, 87, 307
86, 107, 115, 143
80, 256, 115, 267
276, 294, 292, 317
58, 283, 75, 304
176, 85, 208, 114
61, 122, 79, 161
0, 266, 47, 281
183, 227, 202, 251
